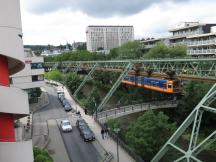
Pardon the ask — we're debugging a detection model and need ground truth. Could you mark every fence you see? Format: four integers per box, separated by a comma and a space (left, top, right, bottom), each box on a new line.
96, 100, 177, 121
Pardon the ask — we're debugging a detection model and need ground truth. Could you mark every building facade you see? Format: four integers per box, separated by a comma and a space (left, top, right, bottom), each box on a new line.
11, 48, 45, 89
0, 0, 34, 162
187, 33, 216, 56
142, 22, 216, 56
169, 22, 216, 46
86, 25, 134, 52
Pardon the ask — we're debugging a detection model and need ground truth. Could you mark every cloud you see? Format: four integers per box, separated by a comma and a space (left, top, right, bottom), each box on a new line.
23, 0, 187, 17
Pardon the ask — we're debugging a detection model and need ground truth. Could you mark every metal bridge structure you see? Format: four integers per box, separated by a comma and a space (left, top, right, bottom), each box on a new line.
44, 58, 216, 162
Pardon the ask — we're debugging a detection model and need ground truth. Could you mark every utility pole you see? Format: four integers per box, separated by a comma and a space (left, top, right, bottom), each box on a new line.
113, 128, 121, 162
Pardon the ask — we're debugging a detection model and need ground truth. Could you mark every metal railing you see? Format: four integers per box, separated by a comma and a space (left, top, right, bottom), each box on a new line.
95, 101, 178, 120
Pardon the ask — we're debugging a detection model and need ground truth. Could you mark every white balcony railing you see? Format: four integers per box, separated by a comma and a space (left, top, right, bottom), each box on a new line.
187, 49, 216, 55
187, 40, 216, 46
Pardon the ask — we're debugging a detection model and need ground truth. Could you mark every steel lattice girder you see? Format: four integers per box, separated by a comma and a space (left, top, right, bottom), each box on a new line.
151, 83, 216, 162
44, 58, 216, 81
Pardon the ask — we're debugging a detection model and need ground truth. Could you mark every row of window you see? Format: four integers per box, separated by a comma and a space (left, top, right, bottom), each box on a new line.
31, 63, 43, 69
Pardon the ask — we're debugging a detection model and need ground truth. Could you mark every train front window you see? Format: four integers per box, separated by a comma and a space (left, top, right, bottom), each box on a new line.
168, 84, 172, 89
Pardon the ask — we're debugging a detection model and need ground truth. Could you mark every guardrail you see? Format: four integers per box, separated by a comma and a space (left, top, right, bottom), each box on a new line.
95, 101, 178, 122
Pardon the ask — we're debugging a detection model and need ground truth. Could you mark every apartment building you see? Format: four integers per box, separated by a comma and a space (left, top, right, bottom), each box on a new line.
141, 38, 170, 50
11, 48, 45, 89
0, 0, 34, 162
142, 22, 216, 56
86, 25, 134, 53
169, 22, 216, 46
11, 48, 45, 103
187, 33, 216, 56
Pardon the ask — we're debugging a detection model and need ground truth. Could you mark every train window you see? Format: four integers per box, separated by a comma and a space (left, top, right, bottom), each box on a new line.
168, 84, 172, 89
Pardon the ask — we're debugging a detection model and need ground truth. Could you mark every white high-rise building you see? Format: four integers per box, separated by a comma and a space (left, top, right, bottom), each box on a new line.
86, 25, 134, 52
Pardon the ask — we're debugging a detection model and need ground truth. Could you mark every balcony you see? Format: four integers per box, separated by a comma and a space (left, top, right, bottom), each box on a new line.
187, 49, 216, 55
0, 140, 34, 162
0, 86, 29, 119
187, 40, 216, 46
171, 30, 203, 39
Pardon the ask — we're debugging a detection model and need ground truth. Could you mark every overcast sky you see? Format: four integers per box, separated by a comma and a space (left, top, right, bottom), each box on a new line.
20, 0, 216, 45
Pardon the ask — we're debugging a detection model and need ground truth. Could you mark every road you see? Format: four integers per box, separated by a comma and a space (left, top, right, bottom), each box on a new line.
33, 85, 102, 162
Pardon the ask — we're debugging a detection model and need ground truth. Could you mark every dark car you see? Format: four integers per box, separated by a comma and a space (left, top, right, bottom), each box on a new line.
76, 119, 88, 130
59, 95, 65, 102
62, 99, 69, 107
80, 128, 95, 142
64, 103, 72, 112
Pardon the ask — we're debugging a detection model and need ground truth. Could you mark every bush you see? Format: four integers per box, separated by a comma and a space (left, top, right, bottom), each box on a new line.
33, 147, 53, 162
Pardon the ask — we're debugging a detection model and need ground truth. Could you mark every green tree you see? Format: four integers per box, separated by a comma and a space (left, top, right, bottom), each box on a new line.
113, 41, 144, 59
85, 88, 101, 114
144, 43, 186, 58
64, 73, 82, 93
45, 70, 62, 81
144, 43, 170, 58
126, 111, 176, 161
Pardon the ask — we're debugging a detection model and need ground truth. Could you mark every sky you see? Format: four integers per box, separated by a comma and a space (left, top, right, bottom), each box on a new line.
20, 0, 216, 45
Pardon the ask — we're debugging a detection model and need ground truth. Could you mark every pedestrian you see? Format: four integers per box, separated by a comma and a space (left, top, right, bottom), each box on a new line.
84, 108, 87, 115
101, 128, 105, 139
104, 127, 109, 139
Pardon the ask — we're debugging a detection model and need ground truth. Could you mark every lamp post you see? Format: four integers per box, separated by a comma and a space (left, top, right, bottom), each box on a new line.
113, 128, 121, 162
93, 97, 98, 119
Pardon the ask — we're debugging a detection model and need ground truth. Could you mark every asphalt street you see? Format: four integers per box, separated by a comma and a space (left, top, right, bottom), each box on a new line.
33, 85, 102, 162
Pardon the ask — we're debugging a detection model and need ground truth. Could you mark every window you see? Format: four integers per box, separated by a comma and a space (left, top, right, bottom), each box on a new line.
32, 75, 44, 82
168, 84, 172, 89
31, 63, 43, 69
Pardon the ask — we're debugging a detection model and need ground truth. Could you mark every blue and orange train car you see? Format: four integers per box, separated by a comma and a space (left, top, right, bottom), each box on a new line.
122, 75, 181, 94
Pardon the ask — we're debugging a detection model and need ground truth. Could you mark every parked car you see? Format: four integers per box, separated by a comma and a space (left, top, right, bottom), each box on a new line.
58, 93, 64, 99
76, 119, 88, 131
59, 95, 65, 102
64, 103, 72, 112
60, 120, 72, 132
80, 128, 95, 142
57, 86, 64, 94
62, 99, 69, 107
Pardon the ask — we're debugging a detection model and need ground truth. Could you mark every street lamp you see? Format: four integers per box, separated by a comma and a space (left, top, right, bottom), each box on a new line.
113, 128, 121, 162
93, 97, 98, 119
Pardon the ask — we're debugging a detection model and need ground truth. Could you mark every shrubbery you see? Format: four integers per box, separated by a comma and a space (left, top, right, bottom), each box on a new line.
33, 147, 53, 162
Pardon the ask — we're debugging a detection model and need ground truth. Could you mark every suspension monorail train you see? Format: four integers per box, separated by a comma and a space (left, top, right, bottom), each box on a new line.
122, 75, 181, 94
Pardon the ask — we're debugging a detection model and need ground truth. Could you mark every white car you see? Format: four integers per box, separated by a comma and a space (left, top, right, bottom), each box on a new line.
57, 86, 64, 95
60, 120, 72, 132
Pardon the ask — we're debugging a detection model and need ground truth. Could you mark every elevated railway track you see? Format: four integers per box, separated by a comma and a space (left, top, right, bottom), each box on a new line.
44, 58, 216, 162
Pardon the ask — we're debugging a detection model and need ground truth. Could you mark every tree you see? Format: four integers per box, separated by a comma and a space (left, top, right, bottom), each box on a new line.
144, 43, 170, 58
45, 70, 62, 81
85, 88, 101, 114
126, 111, 176, 161
113, 41, 144, 59
64, 73, 82, 93
144, 43, 186, 58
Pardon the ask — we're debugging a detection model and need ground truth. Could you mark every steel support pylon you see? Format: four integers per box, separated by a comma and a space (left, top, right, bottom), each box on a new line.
96, 62, 133, 113
151, 83, 216, 162
73, 64, 97, 97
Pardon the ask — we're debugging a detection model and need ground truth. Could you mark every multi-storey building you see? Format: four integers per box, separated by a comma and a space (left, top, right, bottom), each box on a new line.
11, 48, 45, 103
187, 33, 216, 56
142, 22, 216, 56
0, 0, 34, 162
86, 25, 134, 52
141, 38, 170, 50
11, 48, 45, 89
169, 22, 216, 46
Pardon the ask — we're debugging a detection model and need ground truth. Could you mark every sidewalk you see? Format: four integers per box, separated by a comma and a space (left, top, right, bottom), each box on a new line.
63, 86, 136, 162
